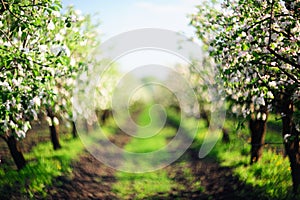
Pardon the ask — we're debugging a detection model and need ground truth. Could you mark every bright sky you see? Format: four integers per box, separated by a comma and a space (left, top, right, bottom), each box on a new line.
61, 0, 201, 76
61, 0, 198, 40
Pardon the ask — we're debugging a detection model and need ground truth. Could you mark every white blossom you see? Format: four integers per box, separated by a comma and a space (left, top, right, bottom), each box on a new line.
20, 47, 30, 53
61, 45, 70, 57
52, 11, 61, 17
261, 113, 267, 121
23, 122, 31, 132
255, 96, 265, 106
38, 45, 48, 53
12, 78, 21, 87
284, 134, 291, 143
78, 15, 85, 21
74, 9, 82, 16
53, 117, 59, 126
70, 57, 76, 66
16, 130, 25, 138
70, 15, 77, 22
32, 96, 41, 107
269, 81, 277, 88
47, 21, 55, 30
9, 121, 17, 129
50, 45, 62, 56
267, 91, 274, 99
59, 28, 67, 35
257, 112, 261, 119
296, 124, 300, 132
55, 33, 63, 42
16, 104, 22, 110
46, 116, 52, 126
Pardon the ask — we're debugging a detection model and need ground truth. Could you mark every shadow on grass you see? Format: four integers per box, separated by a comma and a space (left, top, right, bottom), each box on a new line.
0, 137, 84, 199
161, 110, 294, 200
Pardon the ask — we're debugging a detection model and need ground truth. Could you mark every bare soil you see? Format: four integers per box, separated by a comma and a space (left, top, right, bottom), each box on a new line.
41, 137, 261, 200
0, 117, 263, 200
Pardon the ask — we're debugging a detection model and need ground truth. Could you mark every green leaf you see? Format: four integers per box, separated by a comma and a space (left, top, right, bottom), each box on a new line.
242, 43, 249, 51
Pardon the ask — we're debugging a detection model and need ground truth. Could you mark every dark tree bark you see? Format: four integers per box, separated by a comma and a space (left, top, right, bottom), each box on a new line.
222, 128, 230, 143
101, 109, 111, 124
96, 109, 112, 124
71, 121, 78, 138
47, 108, 61, 150
200, 110, 210, 128
249, 108, 268, 164
280, 99, 300, 193
5, 135, 26, 170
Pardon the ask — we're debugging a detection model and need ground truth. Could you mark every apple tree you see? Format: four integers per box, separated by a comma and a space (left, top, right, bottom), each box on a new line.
191, 0, 300, 192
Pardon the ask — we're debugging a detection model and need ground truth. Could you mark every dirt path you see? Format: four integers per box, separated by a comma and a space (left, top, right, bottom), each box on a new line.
171, 154, 258, 199
40, 111, 261, 200
44, 138, 258, 199
44, 146, 255, 200
47, 152, 118, 200
45, 129, 131, 200
145, 147, 258, 200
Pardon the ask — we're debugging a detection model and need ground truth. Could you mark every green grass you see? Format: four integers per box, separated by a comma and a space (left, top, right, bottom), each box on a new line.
113, 106, 175, 199
125, 105, 174, 154
0, 118, 117, 199
0, 135, 84, 198
4, 107, 293, 199
112, 106, 202, 199
113, 171, 173, 199
192, 115, 298, 199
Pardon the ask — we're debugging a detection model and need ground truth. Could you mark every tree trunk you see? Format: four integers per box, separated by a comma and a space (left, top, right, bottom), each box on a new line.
249, 110, 268, 164
222, 128, 230, 143
200, 110, 210, 128
101, 109, 110, 124
5, 136, 26, 170
47, 108, 61, 150
72, 121, 78, 138
281, 99, 300, 193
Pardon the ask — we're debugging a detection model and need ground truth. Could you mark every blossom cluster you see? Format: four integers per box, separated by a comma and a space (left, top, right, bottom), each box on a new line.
0, 0, 100, 139
190, 0, 299, 123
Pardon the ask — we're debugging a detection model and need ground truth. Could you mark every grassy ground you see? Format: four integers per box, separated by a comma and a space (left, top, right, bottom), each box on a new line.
1, 107, 298, 199
0, 120, 116, 199
112, 106, 177, 199
112, 106, 201, 199
193, 114, 298, 200
0, 135, 84, 198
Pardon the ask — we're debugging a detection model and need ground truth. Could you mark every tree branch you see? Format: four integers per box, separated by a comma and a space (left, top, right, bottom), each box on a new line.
268, 0, 275, 47
0, 29, 17, 48
253, 68, 275, 93
245, 17, 271, 32
245, 13, 290, 32
276, 63, 300, 84
266, 0, 300, 70
267, 47, 300, 69
1, 0, 6, 10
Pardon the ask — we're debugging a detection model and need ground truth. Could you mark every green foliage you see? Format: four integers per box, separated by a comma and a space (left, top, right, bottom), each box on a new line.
190, 0, 300, 126
190, 0, 300, 193
193, 116, 298, 199
0, 0, 101, 140
0, 0, 101, 171
0, 136, 84, 198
